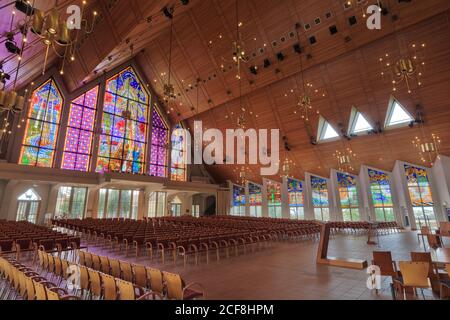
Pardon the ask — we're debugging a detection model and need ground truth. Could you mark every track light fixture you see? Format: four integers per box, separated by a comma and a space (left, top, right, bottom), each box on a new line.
162, 6, 174, 19
15, 0, 35, 16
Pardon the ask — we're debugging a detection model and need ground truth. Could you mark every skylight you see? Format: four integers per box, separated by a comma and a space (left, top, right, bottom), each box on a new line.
385, 98, 414, 128
323, 123, 339, 140
352, 112, 373, 133
317, 116, 339, 142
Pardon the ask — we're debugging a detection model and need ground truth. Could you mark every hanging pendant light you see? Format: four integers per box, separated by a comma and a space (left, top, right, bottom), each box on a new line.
31, 9, 45, 35
56, 20, 70, 45
45, 8, 60, 35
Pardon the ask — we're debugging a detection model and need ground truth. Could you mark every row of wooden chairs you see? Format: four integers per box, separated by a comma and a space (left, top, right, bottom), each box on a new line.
78, 251, 205, 300
371, 250, 450, 299
0, 256, 79, 300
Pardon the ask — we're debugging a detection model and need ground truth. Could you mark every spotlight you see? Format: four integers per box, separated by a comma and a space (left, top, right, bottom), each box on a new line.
15, 0, 35, 16
293, 43, 302, 54
180, 0, 190, 5
263, 59, 271, 68
276, 52, 285, 61
249, 66, 258, 75
162, 6, 174, 19
5, 40, 21, 55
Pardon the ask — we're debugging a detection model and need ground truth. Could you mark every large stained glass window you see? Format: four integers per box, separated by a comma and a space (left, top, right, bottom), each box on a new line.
368, 169, 395, 222
337, 172, 360, 221
311, 176, 329, 221
19, 79, 63, 167
288, 178, 304, 220
266, 180, 282, 219
62, 86, 99, 171
149, 107, 168, 177
231, 184, 246, 216
171, 124, 187, 181
96, 67, 149, 174
248, 182, 262, 217
404, 165, 437, 229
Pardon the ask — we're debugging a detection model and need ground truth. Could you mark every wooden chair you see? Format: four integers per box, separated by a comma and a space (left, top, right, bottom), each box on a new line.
119, 261, 133, 282
92, 254, 101, 271
163, 271, 204, 300
116, 278, 158, 300
100, 255, 110, 274
372, 251, 400, 278
84, 252, 93, 269
109, 258, 121, 278
411, 252, 441, 293
132, 264, 148, 289
100, 273, 117, 300
396, 261, 431, 300
439, 264, 450, 299
146, 267, 165, 298
88, 269, 102, 299
46, 286, 80, 300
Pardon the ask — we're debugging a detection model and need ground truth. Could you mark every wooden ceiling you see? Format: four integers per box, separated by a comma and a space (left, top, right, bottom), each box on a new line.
2, 0, 450, 184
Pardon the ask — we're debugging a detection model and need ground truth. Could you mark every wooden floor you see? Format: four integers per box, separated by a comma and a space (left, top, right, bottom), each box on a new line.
85, 230, 441, 300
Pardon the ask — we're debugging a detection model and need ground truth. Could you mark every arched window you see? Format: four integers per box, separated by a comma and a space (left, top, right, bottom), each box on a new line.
170, 124, 187, 181
96, 67, 149, 174
368, 168, 395, 222
149, 107, 169, 177
19, 79, 63, 167
337, 172, 360, 221
404, 165, 437, 229
62, 86, 99, 171
311, 175, 330, 221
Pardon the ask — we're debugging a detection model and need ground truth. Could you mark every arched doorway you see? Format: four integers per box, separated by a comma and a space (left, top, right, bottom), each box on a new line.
16, 189, 41, 224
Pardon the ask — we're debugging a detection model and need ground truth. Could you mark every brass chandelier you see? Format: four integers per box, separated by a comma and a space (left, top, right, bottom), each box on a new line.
333, 147, 357, 173
411, 109, 441, 165
30, 0, 98, 75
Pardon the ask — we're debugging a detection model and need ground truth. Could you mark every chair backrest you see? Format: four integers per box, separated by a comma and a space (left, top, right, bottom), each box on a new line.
34, 280, 48, 300
133, 264, 147, 289
163, 271, 183, 300
92, 254, 101, 271
146, 267, 164, 294
88, 269, 102, 297
426, 234, 441, 249
46, 288, 60, 301
25, 276, 36, 300
61, 260, 69, 280
446, 264, 450, 277
410, 252, 435, 278
116, 279, 136, 300
372, 251, 397, 276
79, 265, 90, 290
100, 256, 110, 274
100, 273, 117, 301
120, 261, 133, 282
85, 252, 93, 268
78, 251, 85, 266
110, 259, 121, 278
54, 256, 62, 277
420, 226, 430, 235
398, 261, 430, 288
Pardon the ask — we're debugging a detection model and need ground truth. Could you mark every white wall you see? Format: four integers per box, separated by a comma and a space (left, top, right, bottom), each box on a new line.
431, 155, 450, 221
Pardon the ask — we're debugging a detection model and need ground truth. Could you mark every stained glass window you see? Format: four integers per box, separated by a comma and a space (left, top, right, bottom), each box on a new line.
19, 79, 63, 167
149, 107, 168, 177
96, 67, 149, 174
248, 182, 262, 217
368, 168, 395, 222
266, 180, 282, 219
337, 172, 360, 221
62, 86, 99, 171
231, 184, 246, 216
288, 178, 304, 220
311, 176, 329, 221
171, 124, 187, 181
404, 165, 437, 228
